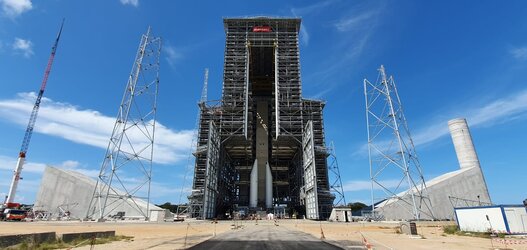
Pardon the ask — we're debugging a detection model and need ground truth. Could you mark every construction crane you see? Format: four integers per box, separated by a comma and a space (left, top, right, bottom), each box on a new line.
4, 20, 64, 205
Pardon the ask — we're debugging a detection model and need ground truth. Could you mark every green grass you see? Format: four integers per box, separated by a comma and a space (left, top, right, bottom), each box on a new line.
6, 235, 134, 250
442, 225, 459, 234
442, 225, 506, 239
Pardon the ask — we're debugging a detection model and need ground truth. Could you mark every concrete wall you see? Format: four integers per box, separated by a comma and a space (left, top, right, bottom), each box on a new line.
0, 231, 117, 248
375, 118, 491, 221
377, 166, 491, 220
150, 209, 169, 222
0, 232, 56, 248
328, 208, 351, 222
61, 231, 115, 243
34, 166, 95, 219
34, 166, 164, 221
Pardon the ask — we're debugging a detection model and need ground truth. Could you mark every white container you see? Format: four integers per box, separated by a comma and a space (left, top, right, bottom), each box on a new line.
455, 205, 527, 234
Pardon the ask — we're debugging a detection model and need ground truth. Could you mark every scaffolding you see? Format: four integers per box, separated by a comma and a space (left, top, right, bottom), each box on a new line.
364, 65, 434, 220
181, 69, 209, 218
189, 17, 333, 220
449, 195, 493, 208
86, 27, 161, 221
302, 99, 334, 219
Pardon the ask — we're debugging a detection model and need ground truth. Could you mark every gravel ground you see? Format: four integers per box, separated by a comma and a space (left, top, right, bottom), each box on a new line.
0, 219, 523, 249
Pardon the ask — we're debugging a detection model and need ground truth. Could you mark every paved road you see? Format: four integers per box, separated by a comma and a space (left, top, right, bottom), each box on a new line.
189, 222, 343, 250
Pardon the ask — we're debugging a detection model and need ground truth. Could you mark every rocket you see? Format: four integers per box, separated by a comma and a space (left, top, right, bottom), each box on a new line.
265, 161, 272, 208
250, 159, 258, 207
249, 159, 273, 208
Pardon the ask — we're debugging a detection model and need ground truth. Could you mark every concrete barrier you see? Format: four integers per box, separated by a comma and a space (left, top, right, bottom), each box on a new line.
61, 231, 115, 243
0, 232, 56, 248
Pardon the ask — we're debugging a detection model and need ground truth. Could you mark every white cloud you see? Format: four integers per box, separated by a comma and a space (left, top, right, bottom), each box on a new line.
343, 179, 405, 192
0, 0, 32, 18
290, 1, 335, 47
0, 155, 97, 176
56, 160, 101, 177
0, 155, 46, 173
334, 11, 377, 32
303, 4, 384, 98
0, 92, 194, 165
163, 45, 183, 68
290, 0, 335, 17
510, 47, 527, 60
59, 160, 80, 169
357, 89, 527, 156
12, 37, 33, 58
149, 181, 183, 199
413, 89, 527, 146
300, 23, 310, 46
0, 154, 180, 203
120, 0, 138, 7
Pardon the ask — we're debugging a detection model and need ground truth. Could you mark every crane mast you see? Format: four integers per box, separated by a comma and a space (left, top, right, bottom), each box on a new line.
4, 20, 64, 204
200, 68, 209, 104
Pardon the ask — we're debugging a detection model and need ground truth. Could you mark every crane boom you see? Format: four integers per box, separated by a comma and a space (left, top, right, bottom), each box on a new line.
5, 19, 64, 204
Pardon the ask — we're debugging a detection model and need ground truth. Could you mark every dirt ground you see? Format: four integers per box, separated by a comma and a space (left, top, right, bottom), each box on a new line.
283, 220, 527, 250
0, 219, 526, 249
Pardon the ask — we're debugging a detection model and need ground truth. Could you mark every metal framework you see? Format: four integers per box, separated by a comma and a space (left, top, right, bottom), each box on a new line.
189, 17, 333, 219
177, 68, 209, 217
86, 27, 161, 221
327, 141, 346, 207
448, 195, 493, 208
364, 65, 434, 220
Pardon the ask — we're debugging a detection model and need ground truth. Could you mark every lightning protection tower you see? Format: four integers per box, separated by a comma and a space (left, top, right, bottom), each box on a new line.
364, 65, 434, 220
327, 141, 346, 207
86, 27, 161, 221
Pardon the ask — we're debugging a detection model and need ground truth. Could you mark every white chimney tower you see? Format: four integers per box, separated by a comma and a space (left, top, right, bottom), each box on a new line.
448, 118, 481, 169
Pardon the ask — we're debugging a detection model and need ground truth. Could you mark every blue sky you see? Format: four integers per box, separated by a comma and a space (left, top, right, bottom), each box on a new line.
0, 0, 526, 206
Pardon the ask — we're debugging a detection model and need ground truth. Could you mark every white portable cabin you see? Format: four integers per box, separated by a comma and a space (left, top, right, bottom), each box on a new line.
454, 205, 527, 234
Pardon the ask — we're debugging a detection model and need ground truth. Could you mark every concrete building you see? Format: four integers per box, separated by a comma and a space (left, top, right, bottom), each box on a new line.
188, 17, 334, 220
34, 166, 166, 221
375, 118, 492, 220
328, 207, 353, 222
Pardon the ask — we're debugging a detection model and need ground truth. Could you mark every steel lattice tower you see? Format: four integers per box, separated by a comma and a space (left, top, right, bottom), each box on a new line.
327, 141, 346, 207
86, 27, 161, 221
364, 65, 434, 220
